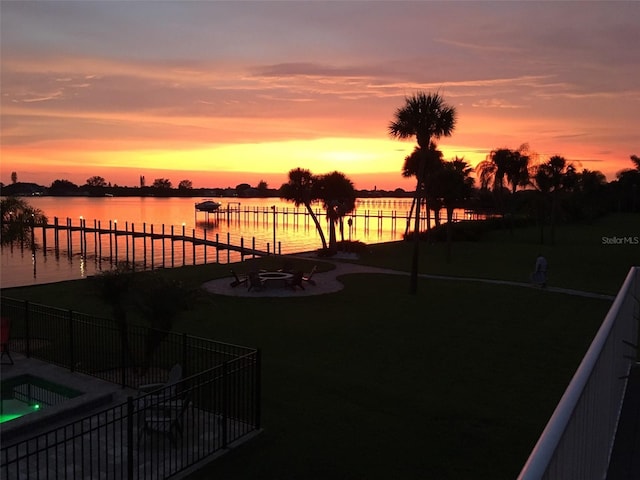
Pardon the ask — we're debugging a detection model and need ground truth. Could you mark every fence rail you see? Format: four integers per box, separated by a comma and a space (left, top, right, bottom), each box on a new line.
517, 266, 639, 480
0, 297, 261, 479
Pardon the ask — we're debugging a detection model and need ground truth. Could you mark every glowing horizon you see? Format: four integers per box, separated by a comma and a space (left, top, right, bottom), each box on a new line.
1, 2, 638, 190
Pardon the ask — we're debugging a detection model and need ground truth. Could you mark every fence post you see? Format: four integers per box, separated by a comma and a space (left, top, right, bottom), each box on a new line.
182, 332, 188, 379
121, 328, 127, 388
30, 216, 36, 254
222, 361, 229, 448
255, 349, 262, 429
68, 309, 75, 372
127, 396, 134, 480
24, 300, 31, 358
192, 229, 196, 265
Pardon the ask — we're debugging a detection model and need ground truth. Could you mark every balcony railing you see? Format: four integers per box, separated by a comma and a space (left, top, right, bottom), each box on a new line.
518, 266, 639, 480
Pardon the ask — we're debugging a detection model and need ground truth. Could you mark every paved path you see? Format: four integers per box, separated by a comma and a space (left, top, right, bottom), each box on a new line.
202, 255, 615, 301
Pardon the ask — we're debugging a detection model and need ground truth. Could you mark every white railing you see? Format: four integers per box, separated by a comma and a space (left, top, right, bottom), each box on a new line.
518, 266, 639, 480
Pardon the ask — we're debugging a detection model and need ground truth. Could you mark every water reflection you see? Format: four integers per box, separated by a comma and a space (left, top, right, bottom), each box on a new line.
1, 197, 469, 288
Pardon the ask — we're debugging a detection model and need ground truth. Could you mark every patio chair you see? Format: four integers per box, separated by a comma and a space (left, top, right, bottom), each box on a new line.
139, 392, 191, 446
247, 271, 265, 291
302, 265, 317, 286
229, 269, 248, 288
288, 271, 305, 290
1, 317, 14, 365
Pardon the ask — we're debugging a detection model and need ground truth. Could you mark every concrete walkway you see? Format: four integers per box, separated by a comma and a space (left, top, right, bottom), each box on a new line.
201, 254, 615, 301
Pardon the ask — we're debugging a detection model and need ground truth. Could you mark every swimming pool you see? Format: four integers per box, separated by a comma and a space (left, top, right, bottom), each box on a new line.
0, 374, 83, 424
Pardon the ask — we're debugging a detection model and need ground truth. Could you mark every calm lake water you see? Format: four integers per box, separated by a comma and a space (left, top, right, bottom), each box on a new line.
2, 196, 429, 288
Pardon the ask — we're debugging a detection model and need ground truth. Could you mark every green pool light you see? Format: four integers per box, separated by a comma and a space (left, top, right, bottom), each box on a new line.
33, 404, 40, 410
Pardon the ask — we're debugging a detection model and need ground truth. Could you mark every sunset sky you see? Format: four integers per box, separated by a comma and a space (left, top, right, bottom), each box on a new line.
1, 1, 638, 191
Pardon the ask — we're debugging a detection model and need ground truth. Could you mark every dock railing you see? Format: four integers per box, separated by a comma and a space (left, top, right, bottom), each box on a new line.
518, 266, 639, 480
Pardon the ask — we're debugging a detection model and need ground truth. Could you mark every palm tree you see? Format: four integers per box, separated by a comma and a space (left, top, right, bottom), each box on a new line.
505, 146, 531, 194
573, 168, 607, 220
318, 171, 356, 252
401, 145, 444, 235
280, 168, 328, 250
1, 196, 47, 246
389, 91, 456, 294
434, 157, 474, 262
476, 145, 530, 194
532, 155, 576, 244
476, 148, 510, 193
616, 155, 640, 212
476, 145, 530, 232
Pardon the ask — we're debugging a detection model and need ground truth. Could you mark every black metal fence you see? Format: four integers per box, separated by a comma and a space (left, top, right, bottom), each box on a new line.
0, 297, 261, 479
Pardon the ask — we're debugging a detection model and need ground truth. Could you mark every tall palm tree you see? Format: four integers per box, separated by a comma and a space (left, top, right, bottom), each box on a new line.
401, 145, 444, 235
574, 168, 607, 220
476, 145, 530, 232
477, 145, 530, 193
616, 155, 640, 212
279, 168, 328, 250
504, 146, 531, 194
476, 148, 510, 193
433, 157, 474, 262
532, 155, 575, 244
318, 171, 356, 252
389, 91, 456, 294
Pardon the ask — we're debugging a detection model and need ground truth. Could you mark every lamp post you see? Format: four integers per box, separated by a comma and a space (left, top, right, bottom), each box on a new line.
271, 205, 276, 255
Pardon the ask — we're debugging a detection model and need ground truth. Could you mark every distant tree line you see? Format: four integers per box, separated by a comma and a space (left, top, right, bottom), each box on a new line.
0, 176, 284, 198
0, 175, 411, 199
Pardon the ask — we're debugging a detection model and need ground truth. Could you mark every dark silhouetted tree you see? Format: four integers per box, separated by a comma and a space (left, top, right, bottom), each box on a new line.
532, 155, 576, 244
389, 91, 456, 294
476, 144, 531, 232
49, 179, 79, 195
571, 168, 607, 220
318, 171, 356, 251
152, 178, 172, 189
1, 196, 47, 246
235, 183, 251, 197
257, 180, 269, 197
86, 176, 107, 187
402, 145, 445, 234
615, 154, 640, 212
280, 168, 327, 250
433, 157, 474, 262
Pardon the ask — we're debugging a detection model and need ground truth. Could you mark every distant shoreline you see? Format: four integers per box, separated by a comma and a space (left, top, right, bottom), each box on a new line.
1, 182, 413, 199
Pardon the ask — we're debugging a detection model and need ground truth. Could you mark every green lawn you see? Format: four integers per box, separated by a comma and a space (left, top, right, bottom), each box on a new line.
1, 213, 637, 479
351, 213, 640, 295
179, 275, 608, 480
